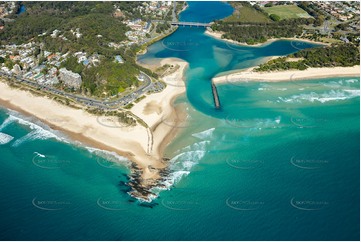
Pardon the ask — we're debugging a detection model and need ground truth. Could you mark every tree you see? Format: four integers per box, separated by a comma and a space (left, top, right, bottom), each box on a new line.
269, 14, 281, 22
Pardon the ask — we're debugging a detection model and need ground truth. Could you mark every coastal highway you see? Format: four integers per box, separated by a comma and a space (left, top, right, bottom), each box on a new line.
0, 71, 153, 110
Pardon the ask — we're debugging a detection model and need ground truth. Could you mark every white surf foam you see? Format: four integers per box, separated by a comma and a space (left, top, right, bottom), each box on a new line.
345, 78, 358, 84
191, 128, 215, 140
258, 85, 288, 92
278, 89, 360, 104
180, 140, 210, 153
0, 116, 16, 131
4, 111, 67, 147
0, 132, 14, 145
149, 141, 208, 199
34, 151, 46, 158
12, 128, 58, 147
86, 146, 131, 167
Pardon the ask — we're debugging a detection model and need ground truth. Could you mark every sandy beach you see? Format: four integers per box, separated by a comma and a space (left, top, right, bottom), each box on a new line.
204, 29, 328, 47
131, 58, 188, 158
0, 58, 188, 194
213, 66, 360, 84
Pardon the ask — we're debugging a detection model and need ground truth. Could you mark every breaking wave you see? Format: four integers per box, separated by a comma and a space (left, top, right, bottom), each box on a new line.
0, 116, 16, 131
277, 89, 360, 103
0, 132, 14, 145
192, 128, 215, 140
150, 140, 209, 198
3, 111, 66, 147
86, 146, 131, 168
12, 129, 58, 147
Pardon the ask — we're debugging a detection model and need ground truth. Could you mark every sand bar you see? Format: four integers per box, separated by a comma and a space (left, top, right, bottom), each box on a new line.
213, 66, 360, 84
204, 29, 328, 47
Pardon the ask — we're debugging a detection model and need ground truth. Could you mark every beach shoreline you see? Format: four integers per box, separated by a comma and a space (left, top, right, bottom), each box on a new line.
131, 57, 189, 160
0, 57, 189, 201
213, 66, 360, 84
204, 29, 328, 47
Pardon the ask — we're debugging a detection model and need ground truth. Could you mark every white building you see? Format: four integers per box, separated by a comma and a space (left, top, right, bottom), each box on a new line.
59, 68, 82, 89
12, 64, 21, 75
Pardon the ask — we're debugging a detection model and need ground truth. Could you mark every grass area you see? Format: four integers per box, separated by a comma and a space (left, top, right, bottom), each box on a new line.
224, 4, 270, 23
319, 37, 343, 44
262, 5, 311, 20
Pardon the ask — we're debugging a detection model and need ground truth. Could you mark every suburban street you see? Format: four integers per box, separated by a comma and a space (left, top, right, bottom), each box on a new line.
0, 70, 154, 110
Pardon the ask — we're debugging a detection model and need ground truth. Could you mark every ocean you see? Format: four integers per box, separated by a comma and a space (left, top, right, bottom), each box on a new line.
0, 2, 359, 240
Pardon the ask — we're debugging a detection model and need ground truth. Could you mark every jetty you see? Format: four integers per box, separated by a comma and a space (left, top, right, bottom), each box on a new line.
211, 80, 221, 109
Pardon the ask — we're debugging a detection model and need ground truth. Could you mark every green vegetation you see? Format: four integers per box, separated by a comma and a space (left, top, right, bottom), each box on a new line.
0, 2, 163, 99
297, 2, 325, 26
211, 2, 322, 45
262, 5, 312, 20
4, 57, 14, 69
212, 18, 313, 45
269, 14, 281, 22
224, 2, 270, 23
156, 22, 172, 33
124, 103, 134, 109
211, 1, 357, 46
134, 95, 146, 103
255, 44, 360, 72
1, 2, 126, 45
60, 56, 84, 74
81, 60, 141, 97
87, 109, 137, 126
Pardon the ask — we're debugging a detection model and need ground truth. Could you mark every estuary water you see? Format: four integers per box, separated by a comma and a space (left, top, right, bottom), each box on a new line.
0, 1, 359, 240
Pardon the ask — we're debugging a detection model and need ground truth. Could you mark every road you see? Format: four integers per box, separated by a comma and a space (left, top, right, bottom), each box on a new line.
0, 71, 153, 110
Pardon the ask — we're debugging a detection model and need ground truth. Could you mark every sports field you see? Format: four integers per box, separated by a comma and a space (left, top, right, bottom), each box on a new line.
262, 5, 312, 20
225, 4, 270, 23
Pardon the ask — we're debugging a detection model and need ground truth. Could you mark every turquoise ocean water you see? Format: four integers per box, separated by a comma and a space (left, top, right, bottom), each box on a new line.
0, 2, 359, 240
